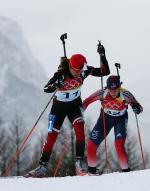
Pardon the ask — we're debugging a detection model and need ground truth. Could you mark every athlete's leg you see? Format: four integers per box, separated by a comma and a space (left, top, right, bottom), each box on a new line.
114, 113, 129, 170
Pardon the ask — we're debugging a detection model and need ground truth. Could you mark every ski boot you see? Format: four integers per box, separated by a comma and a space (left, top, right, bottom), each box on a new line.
24, 162, 48, 178
75, 157, 87, 176
122, 168, 131, 172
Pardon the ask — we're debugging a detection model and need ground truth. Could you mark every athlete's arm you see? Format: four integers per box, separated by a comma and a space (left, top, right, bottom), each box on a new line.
83, 89, 103, 111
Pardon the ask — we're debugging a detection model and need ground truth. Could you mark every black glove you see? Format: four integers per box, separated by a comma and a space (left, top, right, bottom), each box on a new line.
132, 103, 142, 114
44, 72, 65, 92
98, 45, 105, 55
53, 74, 65, 89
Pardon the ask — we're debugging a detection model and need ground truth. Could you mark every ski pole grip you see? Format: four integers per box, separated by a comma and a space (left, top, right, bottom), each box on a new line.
60, 33, 67, 44
115, 63, 121, 77
60, 33, 67, 58
97, 40, 102, 54
115, 63, 121, 69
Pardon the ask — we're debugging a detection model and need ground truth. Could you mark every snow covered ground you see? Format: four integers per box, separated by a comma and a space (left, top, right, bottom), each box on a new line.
0, 169, 150, 191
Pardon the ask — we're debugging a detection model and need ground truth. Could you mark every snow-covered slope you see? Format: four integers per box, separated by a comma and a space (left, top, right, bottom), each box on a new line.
0, 169, 150, 191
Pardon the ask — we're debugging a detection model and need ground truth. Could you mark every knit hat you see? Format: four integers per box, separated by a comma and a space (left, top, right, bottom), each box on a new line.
107, 75, 121, 89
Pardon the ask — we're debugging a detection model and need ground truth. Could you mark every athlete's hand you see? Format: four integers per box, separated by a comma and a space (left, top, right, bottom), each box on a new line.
132, 103, 142, 114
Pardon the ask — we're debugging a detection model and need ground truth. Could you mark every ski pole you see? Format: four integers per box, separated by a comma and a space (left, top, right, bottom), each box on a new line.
53, 138, 69, 177
2, 91, 57, 177
134, 113, 146, 169
53, 35, 69, 177
115, 63, 121, 78
97, 41, 108, 173
60, 33, 67, 58
97, 41, 104, 93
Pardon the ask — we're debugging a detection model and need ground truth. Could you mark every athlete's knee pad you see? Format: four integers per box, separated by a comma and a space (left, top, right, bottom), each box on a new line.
48, 114, 57, 133
73, 117, 85, 142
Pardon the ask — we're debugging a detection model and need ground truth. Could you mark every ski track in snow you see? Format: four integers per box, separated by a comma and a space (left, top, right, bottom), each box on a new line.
0, 169, 150, 191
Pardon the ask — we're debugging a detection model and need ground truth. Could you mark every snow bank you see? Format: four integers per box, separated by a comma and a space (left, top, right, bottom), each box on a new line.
0, 169, 150, 191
